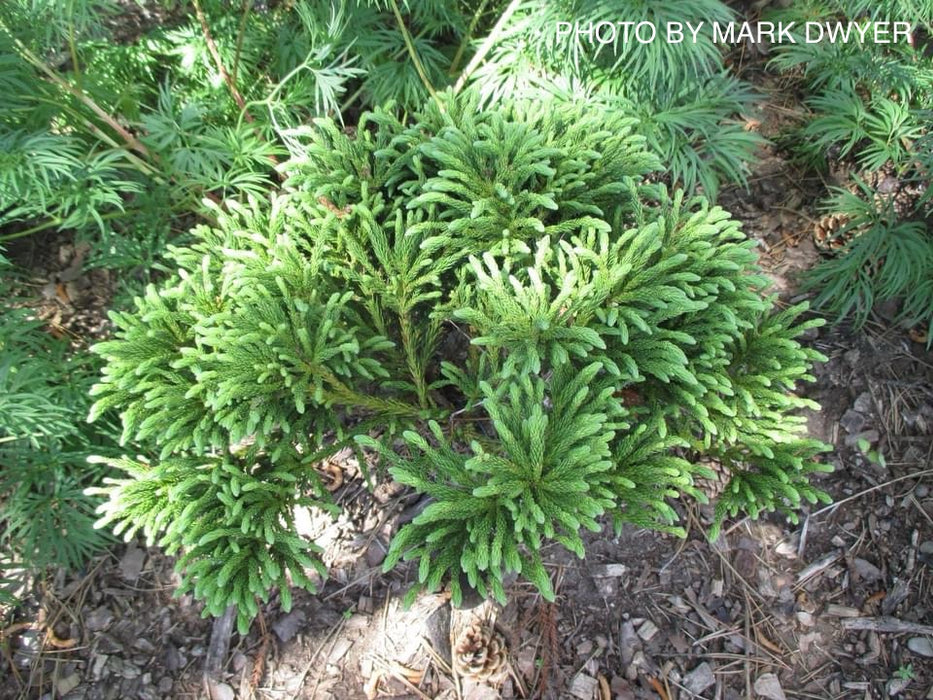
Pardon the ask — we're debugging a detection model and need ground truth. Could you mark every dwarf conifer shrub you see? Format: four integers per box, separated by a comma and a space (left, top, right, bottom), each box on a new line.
89, 93, 830, 630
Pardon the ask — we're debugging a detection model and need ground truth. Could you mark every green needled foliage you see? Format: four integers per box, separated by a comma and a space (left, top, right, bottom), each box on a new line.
462, 0, 764, 198
0, 259, 123, 602
89, 91, 830, 625
87, 451, 331, 635
767, 0, 933, 333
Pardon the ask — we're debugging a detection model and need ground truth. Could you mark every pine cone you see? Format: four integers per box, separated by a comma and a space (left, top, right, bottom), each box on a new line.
890, 186, 920, 219
453, 622, 508, 681
813, 212, 851, 251
694, 459, 730, 502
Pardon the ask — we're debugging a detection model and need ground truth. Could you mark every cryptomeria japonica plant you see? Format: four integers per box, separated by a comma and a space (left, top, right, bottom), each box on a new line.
88, 91, 831, 633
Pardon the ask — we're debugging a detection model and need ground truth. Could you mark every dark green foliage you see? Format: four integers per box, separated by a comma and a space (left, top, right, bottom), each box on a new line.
767, 0, 933, 333
465, 0, 764, 197
0, 262, 122, 601
88, 451, 330, 634
90, 92, 829, 621
803, 184, 933, 329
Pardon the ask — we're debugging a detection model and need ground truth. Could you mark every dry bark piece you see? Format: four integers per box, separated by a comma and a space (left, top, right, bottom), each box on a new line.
683, 662, 715, 695
754, 673, 787, 700
842, 616, 933, 635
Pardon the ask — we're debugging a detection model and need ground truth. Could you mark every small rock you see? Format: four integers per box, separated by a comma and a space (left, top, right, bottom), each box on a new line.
132, 638, 155, 654
637, 620, 659, 641
754, 672, 787, 700
119, 546, 146, 581
577, 640, 593, 656
853, 392, 873, 414
56, 673, 81, 696
916, 485, 929, 498
157, 677, 173, 694
683, 662, 715, 695
593, 564, 628, 577
887, 678, 911, 696
796, 611, 815, 627
272, 609, 307, 643
208, 682, 235, 700
92, 654, 109, 680
853, 558, 883, 582
907, 637, 933, 658
839, 409, 866, 435
231, 652, 248, 673
569, 673, 598, 700
86, 606, 114, 632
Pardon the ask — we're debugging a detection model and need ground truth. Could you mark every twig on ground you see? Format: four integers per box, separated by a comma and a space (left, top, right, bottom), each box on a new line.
203, 605, 236, 700
841, 616, 933, 635
809, 469, 933, 519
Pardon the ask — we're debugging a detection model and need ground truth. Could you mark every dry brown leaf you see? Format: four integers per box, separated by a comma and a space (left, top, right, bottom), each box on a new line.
392, 662, 424, 685
647, 675, 669, 700
364, 670, 382, 699
909, 326, 929, 344
44, 628, 77, 649
597, 673, 611, 700
757, 634, 784, 655
318, 462, 344, 492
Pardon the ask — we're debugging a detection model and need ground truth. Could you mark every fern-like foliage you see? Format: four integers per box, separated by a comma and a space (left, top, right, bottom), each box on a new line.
88, 451, 330, 635
767, 0, 933, 332
463, 0, 763, 197
90, 91, 829, 621
803, 183, 933, 329
0, 260, 122, 598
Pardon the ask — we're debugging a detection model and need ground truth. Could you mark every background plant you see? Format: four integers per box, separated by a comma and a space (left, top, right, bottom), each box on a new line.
462, 0, 765, 198
767, 0, 933, 333
0, 259, 122, 603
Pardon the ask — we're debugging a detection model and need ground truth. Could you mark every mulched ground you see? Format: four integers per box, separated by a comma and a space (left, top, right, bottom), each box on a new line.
3, 313, 931, 700
2, 63, 932, 700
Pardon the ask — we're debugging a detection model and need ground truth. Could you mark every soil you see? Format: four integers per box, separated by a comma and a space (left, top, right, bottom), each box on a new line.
2, 38, 933, 700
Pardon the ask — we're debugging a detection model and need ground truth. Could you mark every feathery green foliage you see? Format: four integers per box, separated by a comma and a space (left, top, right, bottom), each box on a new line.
803, 184, 933, 329
88, 451, 330, 634
463, 0, 764, 198
89, 91, 829, 622
0, 260, 122, 601
767, 0, 933, 332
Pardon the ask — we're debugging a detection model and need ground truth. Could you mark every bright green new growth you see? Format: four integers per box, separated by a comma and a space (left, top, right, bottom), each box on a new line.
89, 92, 831, 624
